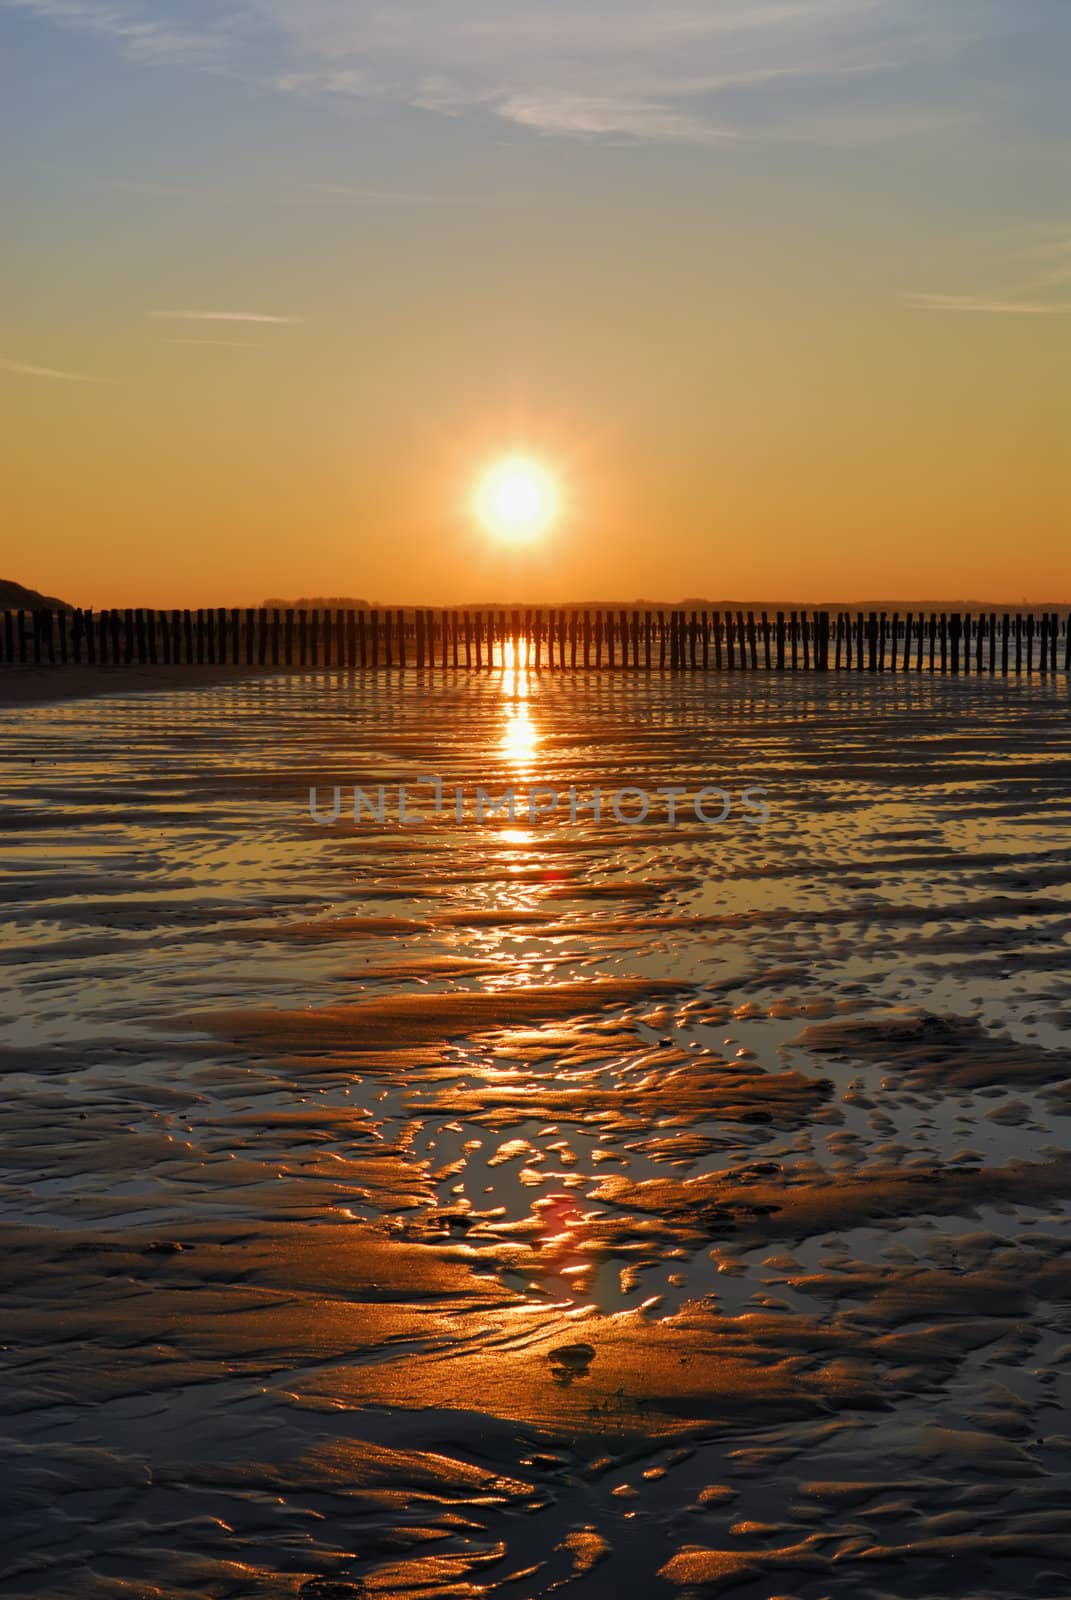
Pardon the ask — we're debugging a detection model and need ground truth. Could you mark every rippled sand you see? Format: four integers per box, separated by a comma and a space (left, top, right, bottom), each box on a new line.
2, 669, 1070, 1598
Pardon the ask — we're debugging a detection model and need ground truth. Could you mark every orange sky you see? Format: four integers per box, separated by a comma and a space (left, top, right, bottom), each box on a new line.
3, 1, 1069, 606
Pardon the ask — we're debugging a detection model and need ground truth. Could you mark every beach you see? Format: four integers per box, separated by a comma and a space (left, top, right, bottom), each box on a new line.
2, 667, 1070, 1598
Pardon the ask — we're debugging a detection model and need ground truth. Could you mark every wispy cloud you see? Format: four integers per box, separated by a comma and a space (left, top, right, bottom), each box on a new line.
0, 352, 115, 381
902, 227, 1071, 317
903, 291, 1071, 316
157, 338, 259, 348
150, 310, 302, 324
4, 0, 224, 65
35, 165, 477, 209
8, 0, 1040, 147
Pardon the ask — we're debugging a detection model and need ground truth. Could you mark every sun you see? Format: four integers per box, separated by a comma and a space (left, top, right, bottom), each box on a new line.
475, 456, 559, 541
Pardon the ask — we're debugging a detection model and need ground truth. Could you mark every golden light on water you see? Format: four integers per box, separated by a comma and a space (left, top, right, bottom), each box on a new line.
475, 457, 559, 541
500, 700, 538, 769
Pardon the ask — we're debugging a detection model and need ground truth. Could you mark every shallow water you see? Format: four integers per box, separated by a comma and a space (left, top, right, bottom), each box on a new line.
2, 670, 1070, 1598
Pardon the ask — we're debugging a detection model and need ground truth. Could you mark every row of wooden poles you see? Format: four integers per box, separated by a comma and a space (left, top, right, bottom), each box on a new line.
2, 606, 1069, 674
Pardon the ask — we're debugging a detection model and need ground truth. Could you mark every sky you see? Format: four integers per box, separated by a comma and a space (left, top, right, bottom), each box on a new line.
2, 0, 1069, 606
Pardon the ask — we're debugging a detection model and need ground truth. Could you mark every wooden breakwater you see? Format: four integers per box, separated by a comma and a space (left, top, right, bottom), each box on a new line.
2, 607, 1069, 675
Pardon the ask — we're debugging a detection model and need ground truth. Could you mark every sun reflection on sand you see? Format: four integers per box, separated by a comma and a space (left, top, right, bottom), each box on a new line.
530, 1190, 598, 1301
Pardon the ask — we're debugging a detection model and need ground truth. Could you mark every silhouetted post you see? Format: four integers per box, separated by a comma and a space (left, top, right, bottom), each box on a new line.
1013, 613, 1022, 675
1064, 614, 1071, 672
415, 608, 425, 668
1026, 613, 1035, 676
950, 613, 960, 675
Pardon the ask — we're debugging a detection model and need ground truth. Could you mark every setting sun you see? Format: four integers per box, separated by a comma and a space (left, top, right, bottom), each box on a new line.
475, 457, 559, 541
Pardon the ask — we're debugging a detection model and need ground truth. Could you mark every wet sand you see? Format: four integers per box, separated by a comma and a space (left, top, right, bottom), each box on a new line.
2, 669, 1070, 1597
0, 665, 281, 708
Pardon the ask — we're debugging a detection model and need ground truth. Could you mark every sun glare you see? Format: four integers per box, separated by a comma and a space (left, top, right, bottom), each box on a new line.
475, 456, 559, 541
